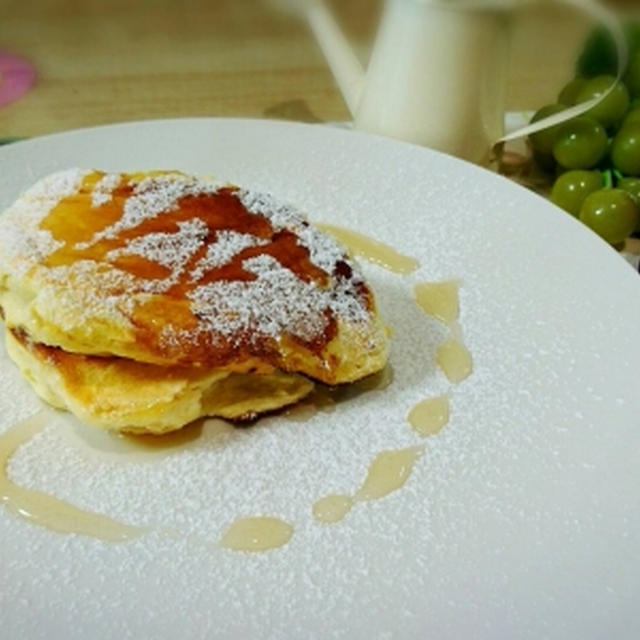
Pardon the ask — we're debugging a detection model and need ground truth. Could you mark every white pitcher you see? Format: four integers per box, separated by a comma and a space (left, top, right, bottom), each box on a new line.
306, 0, 625, 163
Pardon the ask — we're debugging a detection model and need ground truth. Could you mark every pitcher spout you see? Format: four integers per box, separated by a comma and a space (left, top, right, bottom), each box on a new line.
307, 1, 365, 117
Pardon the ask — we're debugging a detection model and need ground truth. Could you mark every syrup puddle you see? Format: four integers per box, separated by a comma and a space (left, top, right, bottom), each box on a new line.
0, 411, 146, 542
435, 338, 473, 384
413, 279, 473, 384
406, 280, 473, 443
220, 517, 293, 552
312, 494, 354, 524
407, 395, 450, 437
413, 280, 459, 326
355, 447, 424, 501
0, 411, 291, 552
315, 223, 419, 274
312, 446, 424, 524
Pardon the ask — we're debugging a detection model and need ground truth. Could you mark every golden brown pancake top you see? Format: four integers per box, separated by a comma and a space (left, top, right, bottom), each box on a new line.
1, 170, 377, 370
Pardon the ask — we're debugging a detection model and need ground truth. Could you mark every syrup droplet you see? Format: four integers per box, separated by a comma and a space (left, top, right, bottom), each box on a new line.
0, 411, 146, 542
413, 280, 459, 326
219, 516, 293, 552
312, 494, 354, 524
354, 446, 424, 502
407, 395, 450, 436
435, 338, 473, 383
315, 223, 419, 274
312, 446, 423, 524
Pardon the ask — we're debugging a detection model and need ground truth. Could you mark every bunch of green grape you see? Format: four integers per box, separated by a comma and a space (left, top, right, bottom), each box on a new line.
528, 23, 640, 245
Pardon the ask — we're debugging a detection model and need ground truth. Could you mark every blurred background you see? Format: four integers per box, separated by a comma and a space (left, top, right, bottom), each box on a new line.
2, 0, 636, 139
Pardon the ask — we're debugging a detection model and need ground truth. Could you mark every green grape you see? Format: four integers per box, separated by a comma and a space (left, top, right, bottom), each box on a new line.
624, 51, 640, 99
618, 177, 640, 231
632, 98, 640, 111
558, 78, 586, 105
618, 176, 640, 202
576, 26, 618, 78
575, 75, 630, 129
579, 189, 639, 244
550, 170, 602, 217
622, 108, 640, 127
552, 117, 608, 169
611, 123, 640, 176
528, 104, 567, 154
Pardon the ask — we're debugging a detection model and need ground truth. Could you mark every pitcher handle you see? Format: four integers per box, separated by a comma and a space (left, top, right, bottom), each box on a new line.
496, 0, 627, 145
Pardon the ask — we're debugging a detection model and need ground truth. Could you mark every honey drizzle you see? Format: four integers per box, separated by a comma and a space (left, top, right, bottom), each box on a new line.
312, 494, 354, 523
412, 279, 473, 384
219, 516, 293, 552
4, 413, 422, 542
407, 395, 450, 437
38, 172, 354, 364
435, 338, 473, 384
42, 174, 326, 287
1, 412, 292, 551
413, 280, 459, 326
354, 447, 424, 501
405, 281, 472, 462
0, 411, 146, 542
312, 446, 424, 524
315, 223, 419, 274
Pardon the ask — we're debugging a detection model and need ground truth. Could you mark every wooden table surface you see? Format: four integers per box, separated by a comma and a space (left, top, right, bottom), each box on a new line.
1, 0, 607, 140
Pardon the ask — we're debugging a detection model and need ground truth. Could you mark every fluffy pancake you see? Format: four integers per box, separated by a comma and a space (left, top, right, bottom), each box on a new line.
0, 169, 388, 385
6, 328, 314, 434
0, 169, 389, 433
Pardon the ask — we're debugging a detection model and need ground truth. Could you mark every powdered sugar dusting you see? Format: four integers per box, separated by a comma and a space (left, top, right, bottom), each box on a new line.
23, 168, 89, 203
1, 169, 375, 352
238, 188, 350, 276
0, 226, 62, 277
189, 254, 368, 343
84, 174, 223, 245
107, 218, 208, 272
37, 261, 141, 332
160, 324, 217, 350
237, 189, 302, 231
297, 224, 347, 274
190, 231, 268, 281
91, 172, 121, 207
0, 168, 88, 276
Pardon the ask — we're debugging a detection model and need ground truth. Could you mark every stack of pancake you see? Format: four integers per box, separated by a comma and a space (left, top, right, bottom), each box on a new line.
0, 169, 388, 434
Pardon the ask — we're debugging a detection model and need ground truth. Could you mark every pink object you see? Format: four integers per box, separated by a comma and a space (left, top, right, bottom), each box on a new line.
0, 52, 36, 107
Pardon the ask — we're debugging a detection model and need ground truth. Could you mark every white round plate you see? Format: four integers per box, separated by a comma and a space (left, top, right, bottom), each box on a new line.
1, 119, 639, 639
